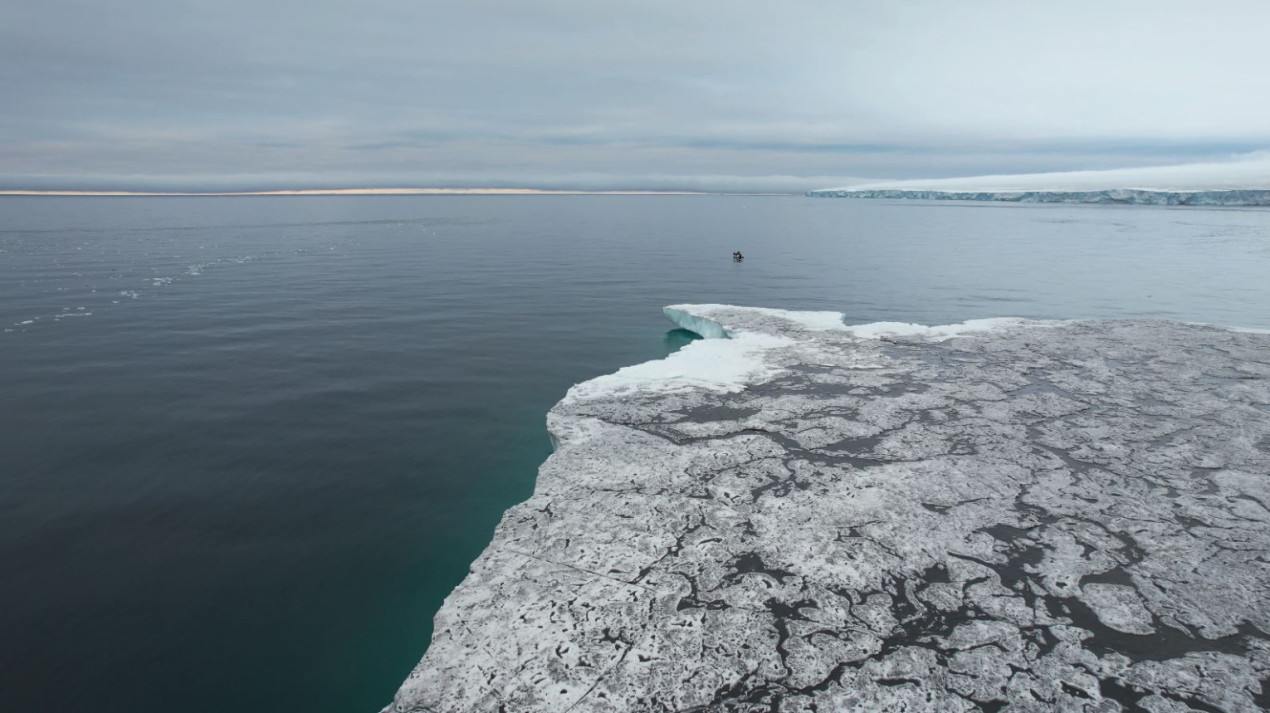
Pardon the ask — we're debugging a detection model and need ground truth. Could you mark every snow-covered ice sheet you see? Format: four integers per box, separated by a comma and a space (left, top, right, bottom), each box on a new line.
385, 305, 1270, 713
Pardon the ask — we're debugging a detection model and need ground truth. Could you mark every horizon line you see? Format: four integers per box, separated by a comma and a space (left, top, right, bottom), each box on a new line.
0, 187, 797, 197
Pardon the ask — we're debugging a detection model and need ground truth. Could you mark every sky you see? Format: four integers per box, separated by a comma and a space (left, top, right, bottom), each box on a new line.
3, 0, 1270, 192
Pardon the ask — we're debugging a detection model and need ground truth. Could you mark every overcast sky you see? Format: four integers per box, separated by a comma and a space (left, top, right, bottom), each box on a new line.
3, 0, 1269, 191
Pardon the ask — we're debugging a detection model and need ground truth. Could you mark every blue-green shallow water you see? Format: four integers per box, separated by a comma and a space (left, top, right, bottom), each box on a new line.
2, 195, 1269, 712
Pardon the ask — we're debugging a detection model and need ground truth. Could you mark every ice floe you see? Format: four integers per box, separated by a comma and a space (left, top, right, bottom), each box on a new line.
387, 305, 1270, 711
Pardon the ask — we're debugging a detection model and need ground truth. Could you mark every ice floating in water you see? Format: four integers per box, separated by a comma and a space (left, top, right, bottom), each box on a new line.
569, 306, 1062, 404
567, 305, 867, 402
564, 326, 790, 402
665, 304, 850, 335
385, 304, 1270, 713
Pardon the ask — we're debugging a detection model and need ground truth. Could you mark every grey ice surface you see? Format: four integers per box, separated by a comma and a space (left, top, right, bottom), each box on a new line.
806, 188, 1270, 206
386, 306, 1270, 712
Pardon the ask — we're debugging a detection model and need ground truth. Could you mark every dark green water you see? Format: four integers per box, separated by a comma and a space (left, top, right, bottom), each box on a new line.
2, 196, 1269, 712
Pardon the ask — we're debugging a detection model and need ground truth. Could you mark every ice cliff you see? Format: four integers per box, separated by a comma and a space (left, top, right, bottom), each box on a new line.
807, 154, 1270, 205
385, 305, 1270, 712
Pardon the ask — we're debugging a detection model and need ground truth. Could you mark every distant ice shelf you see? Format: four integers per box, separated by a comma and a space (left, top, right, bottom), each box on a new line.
384, 305, 1270, 713
807, 153, 1270, 205
806, 187, 1270, 206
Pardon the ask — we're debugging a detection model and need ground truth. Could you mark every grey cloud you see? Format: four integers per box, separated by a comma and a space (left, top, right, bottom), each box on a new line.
3, 0, 1269, 190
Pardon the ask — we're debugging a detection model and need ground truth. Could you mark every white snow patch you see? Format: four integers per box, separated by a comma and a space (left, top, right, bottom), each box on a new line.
1183, 321, 1270, 334
566, 305, 857, 403
563, 305, 1049, 404
666, 304, 847, 334
844, 317, 1048, 341
564, 330, 792, 403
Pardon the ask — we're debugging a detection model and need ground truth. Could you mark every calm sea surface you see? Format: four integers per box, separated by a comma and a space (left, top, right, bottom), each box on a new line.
3, 196, 1269, 712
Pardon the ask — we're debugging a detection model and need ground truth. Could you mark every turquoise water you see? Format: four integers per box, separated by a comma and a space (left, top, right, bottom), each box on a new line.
2, 196, 1269, 712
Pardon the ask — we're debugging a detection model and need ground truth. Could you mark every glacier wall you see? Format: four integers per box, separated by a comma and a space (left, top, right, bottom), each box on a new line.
806, 188, 1270, 206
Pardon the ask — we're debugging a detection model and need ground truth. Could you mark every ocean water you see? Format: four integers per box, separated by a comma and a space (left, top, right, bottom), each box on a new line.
2, 195, 1269, 712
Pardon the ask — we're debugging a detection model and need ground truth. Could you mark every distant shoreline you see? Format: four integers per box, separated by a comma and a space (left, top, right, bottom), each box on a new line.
0, 188, 792, 197
807, 187, 1270, 207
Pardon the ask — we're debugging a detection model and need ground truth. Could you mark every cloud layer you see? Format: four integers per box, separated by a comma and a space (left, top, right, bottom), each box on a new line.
3, 1, 1269, 190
